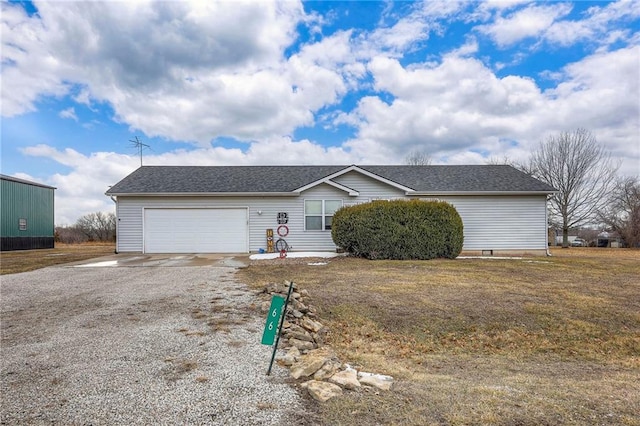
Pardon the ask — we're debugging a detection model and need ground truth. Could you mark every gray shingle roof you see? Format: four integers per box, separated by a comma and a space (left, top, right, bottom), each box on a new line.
360, 165, 555, 192
105, 165, 556, 195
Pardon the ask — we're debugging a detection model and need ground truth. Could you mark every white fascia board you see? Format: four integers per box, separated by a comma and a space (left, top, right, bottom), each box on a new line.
105, 192, 300, 197
408, 190, 557, 196
351, 166, 415, 192
293, 164, 413, 193
293, 178, 359, 196
318, 179, 360, 196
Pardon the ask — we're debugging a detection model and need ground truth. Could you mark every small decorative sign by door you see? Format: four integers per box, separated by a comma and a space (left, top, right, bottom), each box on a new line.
266, 229, 274, 253
277, 212, 288, 224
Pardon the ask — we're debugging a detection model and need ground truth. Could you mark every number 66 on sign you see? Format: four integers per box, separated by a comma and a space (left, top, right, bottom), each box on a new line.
261, 295, 285, 345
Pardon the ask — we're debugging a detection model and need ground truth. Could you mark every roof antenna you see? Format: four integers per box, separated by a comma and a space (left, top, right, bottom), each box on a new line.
129, 136, 150, 167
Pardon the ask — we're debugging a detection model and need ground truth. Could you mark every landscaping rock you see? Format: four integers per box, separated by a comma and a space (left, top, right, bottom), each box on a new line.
276, 346, 300, 367
358, 372, 394, 391
329, 368, 361, 390
292, 299, 309, 313
313, 359, 341, 381
311, 328, 328, 345
285, 323, 306, 334
286, 346, 301, 358
286, 330, 314, 342
290, 350, 330, 379
288, 338, 315, 351
301, 317, 324, 333
305, 380, 343, 402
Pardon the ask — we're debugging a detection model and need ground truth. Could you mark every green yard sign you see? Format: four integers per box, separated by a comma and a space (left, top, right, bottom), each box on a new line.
261, 295, 285, 345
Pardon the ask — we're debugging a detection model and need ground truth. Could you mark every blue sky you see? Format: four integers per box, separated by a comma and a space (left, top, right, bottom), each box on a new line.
1, 0, 639, 225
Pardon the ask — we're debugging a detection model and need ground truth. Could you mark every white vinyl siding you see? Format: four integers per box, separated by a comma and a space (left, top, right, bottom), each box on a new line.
333, 171, 406, 199
417, 195, 548, 250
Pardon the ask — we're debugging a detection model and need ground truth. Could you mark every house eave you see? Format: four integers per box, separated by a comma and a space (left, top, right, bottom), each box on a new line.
408, 190, 557, 196
105, 191, 300, 197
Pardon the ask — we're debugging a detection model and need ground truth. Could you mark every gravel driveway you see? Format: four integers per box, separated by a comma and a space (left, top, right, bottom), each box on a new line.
1, 264, 306, 425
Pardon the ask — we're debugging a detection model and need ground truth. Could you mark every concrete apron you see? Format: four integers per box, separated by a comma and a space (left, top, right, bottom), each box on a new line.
70, 253, 250, 268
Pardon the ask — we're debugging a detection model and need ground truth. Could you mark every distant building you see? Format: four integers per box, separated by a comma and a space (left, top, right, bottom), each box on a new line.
1, 174, 56, 251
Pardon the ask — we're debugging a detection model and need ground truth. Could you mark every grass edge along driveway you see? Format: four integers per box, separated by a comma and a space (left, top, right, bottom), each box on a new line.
0, 243, 116, 275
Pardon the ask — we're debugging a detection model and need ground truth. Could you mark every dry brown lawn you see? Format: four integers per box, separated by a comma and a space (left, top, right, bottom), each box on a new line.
0, 243, 115, 275
238, 248, 640, 426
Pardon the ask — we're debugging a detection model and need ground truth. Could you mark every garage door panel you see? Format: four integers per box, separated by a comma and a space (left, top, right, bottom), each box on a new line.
144, 208, 247, 253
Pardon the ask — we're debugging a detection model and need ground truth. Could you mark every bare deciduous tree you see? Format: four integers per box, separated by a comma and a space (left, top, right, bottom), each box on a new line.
485, 156, 535, 175
405, 150, 432, 165
75, 212, 116, 242
530, 129, 618, 247
55, 226, 89, 244
598, 176, 640, 247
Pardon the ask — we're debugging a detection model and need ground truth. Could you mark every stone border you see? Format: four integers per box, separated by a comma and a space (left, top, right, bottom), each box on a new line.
260, 282, 393, 402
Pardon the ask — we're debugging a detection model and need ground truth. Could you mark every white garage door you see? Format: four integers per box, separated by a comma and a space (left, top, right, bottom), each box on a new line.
144, 208, 248, 253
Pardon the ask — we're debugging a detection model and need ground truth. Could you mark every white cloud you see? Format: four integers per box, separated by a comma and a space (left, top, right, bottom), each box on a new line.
481, 0, 532, 11
418, 0, 468, 21
0, 0, 472, 145
368, 14, 432, 53
342, 44, 639, 175
540, 45, 640, 174
59, 107, 78, 121
476, 0, 640, 49
477, 3, 573, 47
366, 0, 467, 54
17, 146, 138, 225
2, 0, 330, 144
0, 4, 69, 116
544, 0, 640, 47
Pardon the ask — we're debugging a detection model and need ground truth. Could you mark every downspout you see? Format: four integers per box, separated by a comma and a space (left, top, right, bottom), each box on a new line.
545, 195, 552, 257
109, 195, 118, 254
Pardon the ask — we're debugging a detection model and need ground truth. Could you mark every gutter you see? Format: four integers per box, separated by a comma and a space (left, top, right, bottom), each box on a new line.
104, 191, 301, 197
408, 191, 557, 196
545, 194, 552, 257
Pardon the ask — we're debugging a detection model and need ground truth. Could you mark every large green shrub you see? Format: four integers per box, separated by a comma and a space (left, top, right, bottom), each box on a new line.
331, 199, 463, 260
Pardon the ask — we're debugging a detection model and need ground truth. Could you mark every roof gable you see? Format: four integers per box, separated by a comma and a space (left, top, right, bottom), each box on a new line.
293, 165, 413, 194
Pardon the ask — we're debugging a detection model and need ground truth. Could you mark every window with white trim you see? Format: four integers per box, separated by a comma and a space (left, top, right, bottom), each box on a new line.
304, 200, 342, 231
19, 218, 27, 231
